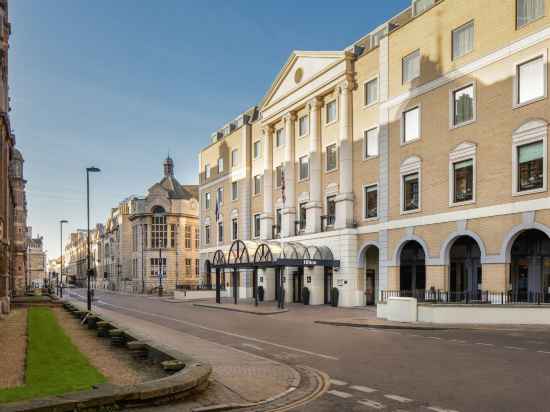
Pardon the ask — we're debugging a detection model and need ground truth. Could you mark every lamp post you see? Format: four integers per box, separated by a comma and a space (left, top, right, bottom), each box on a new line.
59, 219, 68, 297
86, 166, 101, 311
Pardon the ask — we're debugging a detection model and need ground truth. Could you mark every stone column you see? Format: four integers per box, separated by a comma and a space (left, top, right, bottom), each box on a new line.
306, 97, 322, 234
335, 79, 354, 229
260, 126, 274, 239
282, 112, 296, 238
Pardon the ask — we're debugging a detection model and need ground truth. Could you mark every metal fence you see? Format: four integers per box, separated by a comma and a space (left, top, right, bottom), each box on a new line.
380, 289, 550, 305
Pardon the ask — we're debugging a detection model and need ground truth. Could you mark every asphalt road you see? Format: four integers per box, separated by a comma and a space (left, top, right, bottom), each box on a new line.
67, 289, 550, 412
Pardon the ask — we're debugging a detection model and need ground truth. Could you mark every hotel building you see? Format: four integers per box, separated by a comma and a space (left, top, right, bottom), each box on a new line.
199, 0, 550, 307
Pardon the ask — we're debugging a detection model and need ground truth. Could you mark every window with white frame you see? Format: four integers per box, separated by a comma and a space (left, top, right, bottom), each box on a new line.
452, 159, 474, 203
195, 259, 200, 276
276, 128, 285, 147
452, 20, 474, 60
402, 49, 420, 83
326, 144, 337, 171
216, 187, 223, 205
151, 212, 167, 248
232, 218, 238, 240
516, 55, 546, 106
402, 106, 420, 143
299, 155, 309, 180
231, 148, 239, 168
275, 209, 282, 235
194, 227, 199, 249
276, 165, 283, 188
253, 140, 261, 159
185, 258, 192, 275
299, 115, 309, 137
218, 221, 224, 243
400, 156, 421, 213
205, 225, 210, 244
254, 175, 262, 195
185, 225, 191, 249
364, 184, 378, 219
326, 100, 337, 124
217, 157, 224, 173
299, 202, 307, 231
254, 214, 261, 238
204, 192, 211, 209
516, 0, 545, 28
518, 141, 544, 192
326, 195, 336, 226
452, 84, 475, 127
205, 164, 211, 179
231, 181, 238, 201
364, 78, 379, 106
364, 127, 379, 159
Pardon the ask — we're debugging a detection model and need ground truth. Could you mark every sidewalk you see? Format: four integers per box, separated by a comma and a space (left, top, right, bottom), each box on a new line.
69, 300, 300, 410
193, 301, 288, 315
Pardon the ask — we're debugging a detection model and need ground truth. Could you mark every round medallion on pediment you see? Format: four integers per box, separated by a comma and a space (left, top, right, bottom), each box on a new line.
294, 67, 303, 84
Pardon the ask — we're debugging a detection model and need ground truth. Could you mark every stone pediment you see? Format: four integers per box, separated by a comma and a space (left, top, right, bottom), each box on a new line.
261, 51, 347, 110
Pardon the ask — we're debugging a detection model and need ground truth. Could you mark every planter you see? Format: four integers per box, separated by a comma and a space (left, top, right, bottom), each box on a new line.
302, 287, 310, 305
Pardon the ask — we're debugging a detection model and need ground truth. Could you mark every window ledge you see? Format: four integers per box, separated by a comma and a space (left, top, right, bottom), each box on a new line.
298, 133, 309, 139
516, 16, 546, 31
451, 119, 476, 130
513, 187, 547, 197
325, 167, 338, 175
513, 95, 547, 110
363, 155, 379, 162
400, 208, 421, 216
449, 199, 476, 208
400, 137, 421, 147
362, 216, 379, 223
298, 177, 310, 183
362, 101, 379, 110
325, 120, 338, 127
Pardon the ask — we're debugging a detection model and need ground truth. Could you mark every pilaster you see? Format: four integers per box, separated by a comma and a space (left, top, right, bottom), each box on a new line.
306, 97, 322, 234
261, 126, 274, 239
282, 112, 297, 237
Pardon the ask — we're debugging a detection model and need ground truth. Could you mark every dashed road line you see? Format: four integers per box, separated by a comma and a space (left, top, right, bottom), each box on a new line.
537, 350, 550, 354
475, 342, 495, 347
358, 399, 386, 409
241, 343, 263, 351
448, 339, 468, 343
384, 394, 413, 403
330, 379, 348, 386
427, 406, 460, 412
350, 385, 378, 394
504, 346, 525, 351
328, 389, 353, 399
427, 336, 443, 340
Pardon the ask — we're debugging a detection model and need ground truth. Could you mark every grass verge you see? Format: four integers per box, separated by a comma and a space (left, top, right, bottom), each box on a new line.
0, 307, 106, 403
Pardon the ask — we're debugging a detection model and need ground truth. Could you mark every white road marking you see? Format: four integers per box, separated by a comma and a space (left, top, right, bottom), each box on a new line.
384, 394, 413, 403
68, 295, 339, 361
330, 379, 348, 386
537, 350, 550, 354
475, 342, 495, 347
427, 336, 442, 340
427, 406, 460, 412
504, 346, 525, 351
328, 390, 353, 399
358, 399, 386, 409
351, 385, 378, 393
448, 339, 468, 344
241, 343, 263, 351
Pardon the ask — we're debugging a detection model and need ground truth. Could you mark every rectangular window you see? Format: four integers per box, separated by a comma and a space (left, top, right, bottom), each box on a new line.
151, 215, 167, 248
453, 159, 474, 203
326, 100, 337, 124
232, 218, 238, 240
518, 141, 544, 191
231, 181, 238, 201
185, 258, 192, 275
205, 225, 210, 244
218, 221, 224, 243
299, 115, 309, 137
517, 56, 545, 105
299, 155, 309, 180
299, 203, 307, 231
194, 227, 199, 249
403, 50, 420, 83
253, 140, 261, 159
195, 259, 200, 276
364, 128, 379, 158
364, 78, 379, 106
452, 21, 474, 60
205, 164, 211, 179
365, 185, 378, 219
326, 144, 337, 171
254, 175, 262, 195
517, 0, 545, 28
403, 173, 420, 211
150, 257, 167, 278
403, 107, 420, 143
254, 214, 261, 238
413, 0, 435, 16
276, 128, 285, 147
231, 148, 238, 168
185, 225, 191, 249
276, 165, 283, 188
453, 84, 475, 126
204, 192, 211, 210
171, 224, 177, 248
276, 209, 282, 235
326, 195, 336, 226
216, 187, 223, 205
218, 157, 224, 173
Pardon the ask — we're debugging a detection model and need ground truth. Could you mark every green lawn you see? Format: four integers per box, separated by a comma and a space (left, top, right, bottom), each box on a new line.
0, 307, 106, 403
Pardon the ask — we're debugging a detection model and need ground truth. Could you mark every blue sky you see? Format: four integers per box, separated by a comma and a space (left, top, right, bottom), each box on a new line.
10, 0, 411, 258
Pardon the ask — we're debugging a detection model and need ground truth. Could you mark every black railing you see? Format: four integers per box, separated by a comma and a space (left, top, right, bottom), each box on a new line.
380, 290, 550, 305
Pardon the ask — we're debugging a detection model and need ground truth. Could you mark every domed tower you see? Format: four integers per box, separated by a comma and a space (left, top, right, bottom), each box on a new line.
163, 156, 174, 177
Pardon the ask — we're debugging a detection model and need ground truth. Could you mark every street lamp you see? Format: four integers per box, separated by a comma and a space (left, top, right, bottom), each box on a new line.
60, 219, 68, 298
86, 166, 101, 311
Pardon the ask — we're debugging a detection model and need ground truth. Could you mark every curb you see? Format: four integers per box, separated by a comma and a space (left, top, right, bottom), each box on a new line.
193, 303, 288, 315
0, 301, 213, 412
314, 320, 449, 330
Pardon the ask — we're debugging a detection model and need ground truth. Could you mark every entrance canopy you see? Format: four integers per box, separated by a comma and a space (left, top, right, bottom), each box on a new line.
209, 239, 339, 270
